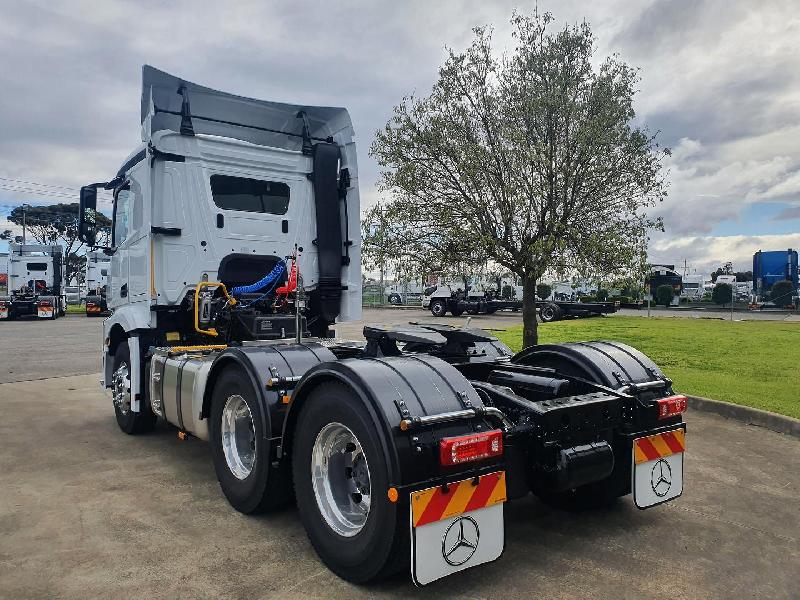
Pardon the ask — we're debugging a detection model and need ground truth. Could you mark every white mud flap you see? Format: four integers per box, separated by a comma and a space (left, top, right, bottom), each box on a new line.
0, 307, 7, 319
411, 471, 506, 586
632, 428, 685, 509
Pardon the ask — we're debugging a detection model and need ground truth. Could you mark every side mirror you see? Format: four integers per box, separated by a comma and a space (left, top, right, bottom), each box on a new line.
78, 186, 98, 246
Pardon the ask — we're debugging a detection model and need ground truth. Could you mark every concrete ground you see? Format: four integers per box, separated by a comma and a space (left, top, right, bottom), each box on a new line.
0, 313, 798, 599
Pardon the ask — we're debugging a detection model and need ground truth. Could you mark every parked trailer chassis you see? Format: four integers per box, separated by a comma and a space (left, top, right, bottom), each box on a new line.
428, 296, 618, 321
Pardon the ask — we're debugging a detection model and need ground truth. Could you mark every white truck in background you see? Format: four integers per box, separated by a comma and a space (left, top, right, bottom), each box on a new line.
76, 65, 688, 586
0, 243, 66, 320
84, 249, 111, 316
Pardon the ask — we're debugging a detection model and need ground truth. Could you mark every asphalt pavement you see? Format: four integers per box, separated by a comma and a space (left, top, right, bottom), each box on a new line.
0, 311, 797, 599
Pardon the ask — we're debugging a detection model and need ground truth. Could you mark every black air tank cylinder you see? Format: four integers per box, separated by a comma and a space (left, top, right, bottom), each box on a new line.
487, 370, 571, 399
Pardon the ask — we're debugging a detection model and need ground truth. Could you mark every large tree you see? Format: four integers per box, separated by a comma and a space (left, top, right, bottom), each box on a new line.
8, 203, 111, 283
370, 10, 667, 347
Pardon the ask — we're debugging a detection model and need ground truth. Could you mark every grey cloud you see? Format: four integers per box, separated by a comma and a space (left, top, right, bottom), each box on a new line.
0, 0, 798, 266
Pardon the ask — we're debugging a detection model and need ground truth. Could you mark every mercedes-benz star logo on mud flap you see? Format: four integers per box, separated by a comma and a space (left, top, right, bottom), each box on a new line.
650, 458, 672, 497
442, 516, 480, 566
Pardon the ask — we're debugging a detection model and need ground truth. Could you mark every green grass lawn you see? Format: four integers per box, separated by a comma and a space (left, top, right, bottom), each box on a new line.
65, 303, 84, 314
496, 316, 800, 419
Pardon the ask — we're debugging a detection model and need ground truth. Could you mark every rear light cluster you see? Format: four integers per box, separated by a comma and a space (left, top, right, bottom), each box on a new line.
656, 395, 688, 419
38, 300, 52, 307
439, 430, 503, 466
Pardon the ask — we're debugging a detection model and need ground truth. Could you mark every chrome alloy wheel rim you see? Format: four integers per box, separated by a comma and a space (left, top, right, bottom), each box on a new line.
111, 363, 131, 415
221, 394, 256, 480
311, 422, 371, 537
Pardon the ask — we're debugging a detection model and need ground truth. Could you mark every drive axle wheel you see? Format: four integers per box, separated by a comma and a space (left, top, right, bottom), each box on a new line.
209, 366, 291, 514
292, 382, 406, 582
112, 343, 156, 434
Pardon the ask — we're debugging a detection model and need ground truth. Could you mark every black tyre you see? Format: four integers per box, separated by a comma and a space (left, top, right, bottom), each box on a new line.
111, 343, 156, 434
292, 382, 407, 583
539, 303, 563, 323
466, 304, 480, 315
387, 293, 402, 305
451, 306, 465, 317
430, 299, 447, 317
209, 366, 292, 514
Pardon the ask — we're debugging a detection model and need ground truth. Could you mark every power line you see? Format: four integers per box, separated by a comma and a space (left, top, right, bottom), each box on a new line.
0, 183, 114, 198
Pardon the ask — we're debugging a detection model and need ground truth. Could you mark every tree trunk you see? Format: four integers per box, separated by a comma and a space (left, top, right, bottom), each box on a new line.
522, 272, 539, 348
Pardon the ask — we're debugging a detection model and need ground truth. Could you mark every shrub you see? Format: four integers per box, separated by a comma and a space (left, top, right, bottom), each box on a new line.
608, 295, 631, 304
596, 288, 609, 301
712, 283, 733, 306
656, 284, 674, 307
536, 283, 552, 300
770, 280, 794, 305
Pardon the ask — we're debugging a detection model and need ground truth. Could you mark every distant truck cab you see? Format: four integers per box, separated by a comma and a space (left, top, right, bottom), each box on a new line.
84, 250, 111, 316
0, 243, 66, 320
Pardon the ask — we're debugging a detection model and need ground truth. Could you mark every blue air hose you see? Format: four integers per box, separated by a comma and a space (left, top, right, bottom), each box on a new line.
231, 261, 286, 297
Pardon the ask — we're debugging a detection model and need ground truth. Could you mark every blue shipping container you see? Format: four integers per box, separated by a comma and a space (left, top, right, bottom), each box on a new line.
752, 249, 798, 296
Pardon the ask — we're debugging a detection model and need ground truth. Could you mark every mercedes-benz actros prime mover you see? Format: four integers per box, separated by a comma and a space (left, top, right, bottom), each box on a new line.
77, 66, 688, 586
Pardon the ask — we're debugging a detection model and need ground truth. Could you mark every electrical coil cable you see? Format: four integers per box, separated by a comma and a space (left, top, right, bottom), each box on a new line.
231, 261, 288, 308
231, 261, 286, 296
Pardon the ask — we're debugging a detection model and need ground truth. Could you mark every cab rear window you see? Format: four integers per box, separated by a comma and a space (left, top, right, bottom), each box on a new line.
27, 263, 48, 272
210, 175, 289, 215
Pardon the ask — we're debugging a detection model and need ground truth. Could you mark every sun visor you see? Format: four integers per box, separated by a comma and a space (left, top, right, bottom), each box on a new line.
140, 65, 353, 151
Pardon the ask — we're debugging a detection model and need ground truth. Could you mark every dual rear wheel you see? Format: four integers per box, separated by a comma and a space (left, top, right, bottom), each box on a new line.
208, 374, 405, 582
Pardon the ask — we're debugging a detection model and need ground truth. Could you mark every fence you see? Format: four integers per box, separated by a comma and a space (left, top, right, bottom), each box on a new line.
362, 283, 424, 308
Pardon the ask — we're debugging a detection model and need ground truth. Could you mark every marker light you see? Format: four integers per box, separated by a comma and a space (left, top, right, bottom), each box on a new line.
439, 430, 503, 466
656, 395, 688, 420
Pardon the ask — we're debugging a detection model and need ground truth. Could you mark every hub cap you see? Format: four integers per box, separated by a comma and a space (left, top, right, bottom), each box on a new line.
111, 363, 131, 415
311, 422, 371, 537
221, 395, 256, 480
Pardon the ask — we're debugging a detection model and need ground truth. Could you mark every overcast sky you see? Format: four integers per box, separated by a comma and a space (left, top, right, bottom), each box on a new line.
1, 0, 799, 275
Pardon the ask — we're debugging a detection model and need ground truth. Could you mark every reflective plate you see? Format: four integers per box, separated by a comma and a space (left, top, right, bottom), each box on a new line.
632, 428, 685, 508
411, 471, 506, 585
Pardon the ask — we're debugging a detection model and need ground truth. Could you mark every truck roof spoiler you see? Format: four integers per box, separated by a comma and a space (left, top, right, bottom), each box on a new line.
141, 65, 354, 152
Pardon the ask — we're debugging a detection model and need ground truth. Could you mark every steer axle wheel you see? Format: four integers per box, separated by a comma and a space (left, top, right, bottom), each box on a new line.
292, 382, 407, 582
539, 303, 563, 323
429, 299, 447, 317
111, 343, 156, 435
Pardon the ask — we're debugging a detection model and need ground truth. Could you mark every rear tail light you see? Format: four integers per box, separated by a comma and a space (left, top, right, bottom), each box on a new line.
439, 430, 503, 466
86, 302, 95, 307
38, 300, 52, 307
656, 395, 688, 419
